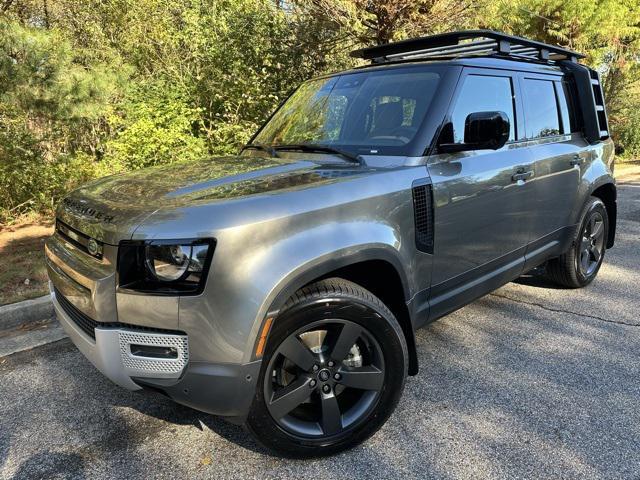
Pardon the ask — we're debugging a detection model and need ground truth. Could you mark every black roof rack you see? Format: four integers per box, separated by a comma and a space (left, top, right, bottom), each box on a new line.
350, 30, 585, 64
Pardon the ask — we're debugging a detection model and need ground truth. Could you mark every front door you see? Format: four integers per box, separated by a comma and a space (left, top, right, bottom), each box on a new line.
427, 69, 535, 319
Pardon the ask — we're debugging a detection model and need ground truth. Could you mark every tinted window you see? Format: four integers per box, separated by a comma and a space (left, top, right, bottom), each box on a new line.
449, 75, 515, 144
252, 67, 442, 156
522, 79, 561, 138
555, 81, 575, 134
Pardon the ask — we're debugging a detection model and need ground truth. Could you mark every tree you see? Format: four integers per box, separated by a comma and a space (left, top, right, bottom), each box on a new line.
293, 0, 483, 46
0, 19, 120, 221
485, 0, 640, 155
1, 0, 640, 222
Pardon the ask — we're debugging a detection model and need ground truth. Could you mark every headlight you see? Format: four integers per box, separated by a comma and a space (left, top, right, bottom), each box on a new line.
118, 239, 215, 295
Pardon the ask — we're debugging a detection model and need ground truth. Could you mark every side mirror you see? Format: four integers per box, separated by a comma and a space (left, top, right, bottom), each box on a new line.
439, 111, 510, 153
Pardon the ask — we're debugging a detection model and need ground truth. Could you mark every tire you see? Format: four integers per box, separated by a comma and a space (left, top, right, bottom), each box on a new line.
246, 278, 408, 458
547, 197, 608, 288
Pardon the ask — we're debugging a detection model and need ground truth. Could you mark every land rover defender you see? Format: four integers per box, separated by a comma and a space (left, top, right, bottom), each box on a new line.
46, 31, 616, 457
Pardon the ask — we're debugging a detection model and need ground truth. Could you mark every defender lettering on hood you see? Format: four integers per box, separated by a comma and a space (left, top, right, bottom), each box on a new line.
62, 198, 115, 224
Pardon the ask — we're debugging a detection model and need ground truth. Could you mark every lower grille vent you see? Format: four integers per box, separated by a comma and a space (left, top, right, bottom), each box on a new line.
54, 288, 183, 340
55, 288, 97, 339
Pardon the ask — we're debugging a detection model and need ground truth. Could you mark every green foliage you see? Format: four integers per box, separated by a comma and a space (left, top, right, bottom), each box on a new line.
615, 97, 640, 159
106, 82, 207, 170
0, 0, 358, 223
291, 0, 484, 45
484, 0, 640, 156
0, 20, 119, 223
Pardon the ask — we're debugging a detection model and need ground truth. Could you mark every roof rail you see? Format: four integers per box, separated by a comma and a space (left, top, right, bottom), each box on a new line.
350, 30, 585, 65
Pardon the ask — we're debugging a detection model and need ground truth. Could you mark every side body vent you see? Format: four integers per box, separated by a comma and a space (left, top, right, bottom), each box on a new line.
412, 182, 434, 254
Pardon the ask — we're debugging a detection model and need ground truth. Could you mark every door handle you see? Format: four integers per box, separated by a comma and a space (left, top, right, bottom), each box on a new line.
570, 154, 583, 167
512, 170, 534, 182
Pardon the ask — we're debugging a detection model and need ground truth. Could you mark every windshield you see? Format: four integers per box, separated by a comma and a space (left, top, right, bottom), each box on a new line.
251, 65, 443, 156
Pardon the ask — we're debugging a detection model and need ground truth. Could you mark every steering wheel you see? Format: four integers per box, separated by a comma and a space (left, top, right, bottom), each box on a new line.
369, 126, 417, 145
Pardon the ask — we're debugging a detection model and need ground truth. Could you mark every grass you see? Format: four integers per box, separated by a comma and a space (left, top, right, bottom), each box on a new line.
0, 222, 53, 306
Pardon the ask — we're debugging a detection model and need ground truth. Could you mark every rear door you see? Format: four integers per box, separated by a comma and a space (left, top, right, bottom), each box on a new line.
427, 68, 535, 319
518, 73, 585, 268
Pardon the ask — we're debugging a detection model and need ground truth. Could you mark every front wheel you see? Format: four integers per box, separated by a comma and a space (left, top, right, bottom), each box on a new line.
547, 197, 608, 288
246, 278, 408, 458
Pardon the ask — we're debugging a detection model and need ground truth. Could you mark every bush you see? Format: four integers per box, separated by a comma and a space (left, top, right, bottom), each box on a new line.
612, 105, 640, 161
105, 82, 208, 171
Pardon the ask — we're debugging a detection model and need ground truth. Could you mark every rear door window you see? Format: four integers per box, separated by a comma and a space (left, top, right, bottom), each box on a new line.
522, 78, 562, 138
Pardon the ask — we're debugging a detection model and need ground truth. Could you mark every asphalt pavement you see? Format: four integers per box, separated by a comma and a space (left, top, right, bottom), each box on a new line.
1, 171, 639, 479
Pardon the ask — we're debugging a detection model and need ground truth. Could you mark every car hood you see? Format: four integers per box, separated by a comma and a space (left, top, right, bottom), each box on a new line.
56, 155, 366, 244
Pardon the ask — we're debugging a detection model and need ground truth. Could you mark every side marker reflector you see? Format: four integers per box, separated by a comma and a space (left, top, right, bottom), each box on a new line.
255, 317, 274, 358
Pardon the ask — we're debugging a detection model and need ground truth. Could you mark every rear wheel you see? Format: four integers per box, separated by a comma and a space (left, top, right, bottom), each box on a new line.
547, 197, 608, 288
246, 278, 408, 458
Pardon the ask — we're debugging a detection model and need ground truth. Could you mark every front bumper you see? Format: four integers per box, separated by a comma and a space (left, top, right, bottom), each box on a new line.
51, 287, 189, 390
51, 282, 262, 422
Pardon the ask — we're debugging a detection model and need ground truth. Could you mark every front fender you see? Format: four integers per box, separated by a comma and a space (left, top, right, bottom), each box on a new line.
175, 166, 426, 365
240, 221, 411, 363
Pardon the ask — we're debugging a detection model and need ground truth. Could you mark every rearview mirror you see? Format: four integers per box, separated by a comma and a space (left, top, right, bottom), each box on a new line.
439, 111, 510, 153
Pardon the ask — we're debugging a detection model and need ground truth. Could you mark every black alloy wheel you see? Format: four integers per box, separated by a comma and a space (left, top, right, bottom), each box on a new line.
246, 278, 408, 458
547, 196, 609, 288
576, 210, 605, 278
264, 318, 385, 438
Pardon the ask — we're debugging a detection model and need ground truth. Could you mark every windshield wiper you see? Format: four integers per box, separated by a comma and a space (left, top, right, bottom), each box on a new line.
274, 144, 362, 163
241, 143, 280, 158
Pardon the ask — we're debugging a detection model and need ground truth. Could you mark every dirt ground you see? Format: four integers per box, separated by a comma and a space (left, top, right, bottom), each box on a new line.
0, 222, 53, 305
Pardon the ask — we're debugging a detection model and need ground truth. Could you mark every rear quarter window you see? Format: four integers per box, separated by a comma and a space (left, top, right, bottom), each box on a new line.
522, 78, 562, 138
555, 81, 578, 134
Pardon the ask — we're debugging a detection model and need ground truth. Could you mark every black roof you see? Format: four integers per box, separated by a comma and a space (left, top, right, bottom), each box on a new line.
351, 30, 584, 65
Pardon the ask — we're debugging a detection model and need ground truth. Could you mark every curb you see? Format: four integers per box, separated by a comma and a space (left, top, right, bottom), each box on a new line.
0, 295, 54, 332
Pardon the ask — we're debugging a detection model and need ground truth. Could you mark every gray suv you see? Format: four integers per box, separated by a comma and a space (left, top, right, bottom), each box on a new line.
45, 31, 616, 457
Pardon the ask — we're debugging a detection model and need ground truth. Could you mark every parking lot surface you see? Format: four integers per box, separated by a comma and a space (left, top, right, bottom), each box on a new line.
1, 171, 639, 479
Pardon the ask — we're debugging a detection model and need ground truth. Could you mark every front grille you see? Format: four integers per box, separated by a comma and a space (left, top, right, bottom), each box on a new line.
55, 287, 98, 339
55, 220, 103, 259
54, 287, 184, 340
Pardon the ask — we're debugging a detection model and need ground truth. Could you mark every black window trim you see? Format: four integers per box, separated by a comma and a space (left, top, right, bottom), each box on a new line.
553, 81, 569, 135
565, 76, 584, 134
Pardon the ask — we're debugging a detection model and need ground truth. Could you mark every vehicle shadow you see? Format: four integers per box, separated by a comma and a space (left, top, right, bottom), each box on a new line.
3, 275, 638, 479
400, 291, 640, 479
122, 389, 273, 456
0, 340, 272, 480
513, 266, 571, 289
10, 451, 86, 480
